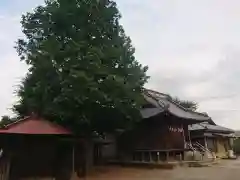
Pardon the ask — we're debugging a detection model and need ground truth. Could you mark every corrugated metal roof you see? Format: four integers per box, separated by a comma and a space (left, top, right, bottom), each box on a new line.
141, 89, 211, 122
189, 122, 234, 133
0, 116, 72, 135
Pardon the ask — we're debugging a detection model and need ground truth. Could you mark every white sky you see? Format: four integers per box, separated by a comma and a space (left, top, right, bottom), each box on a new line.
0, 0, 240, 129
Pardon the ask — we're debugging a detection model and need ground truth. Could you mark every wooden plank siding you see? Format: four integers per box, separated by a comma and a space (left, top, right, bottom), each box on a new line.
117, 113, 191, 162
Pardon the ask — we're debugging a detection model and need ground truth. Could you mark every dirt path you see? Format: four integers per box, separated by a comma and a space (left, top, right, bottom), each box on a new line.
86, 159, 240, 180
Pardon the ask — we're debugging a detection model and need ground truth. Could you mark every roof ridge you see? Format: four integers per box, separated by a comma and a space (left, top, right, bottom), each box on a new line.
168, 98, 209, 117
143, 88, 209, 117
143, 89, 168, 109
0, 116, 72, 135
210, 123, 234, 131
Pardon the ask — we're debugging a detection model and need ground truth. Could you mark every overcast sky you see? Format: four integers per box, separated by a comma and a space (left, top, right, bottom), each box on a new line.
1, 0, 240, 129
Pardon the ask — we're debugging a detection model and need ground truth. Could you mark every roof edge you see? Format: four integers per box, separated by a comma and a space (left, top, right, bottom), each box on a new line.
143, 88, 210, 119
2, 116, 31, 129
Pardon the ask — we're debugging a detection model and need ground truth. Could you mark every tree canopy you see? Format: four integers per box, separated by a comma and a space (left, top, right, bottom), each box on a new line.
171, 97, 198, 111
14, 0, 148, 134
0, 115, 12, 127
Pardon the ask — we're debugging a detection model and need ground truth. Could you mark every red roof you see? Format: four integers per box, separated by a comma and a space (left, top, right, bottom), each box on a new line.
0, 116, 72, 135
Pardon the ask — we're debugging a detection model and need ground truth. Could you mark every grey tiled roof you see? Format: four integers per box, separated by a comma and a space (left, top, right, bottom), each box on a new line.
189, 122, 234, 133
140, 107, 165, 119
141, 89, 211, 122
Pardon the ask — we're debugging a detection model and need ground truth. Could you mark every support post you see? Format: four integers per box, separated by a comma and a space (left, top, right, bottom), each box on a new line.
182, 124, 186, 148
82, 139, 93, 177
72, 144, 75, 174
188, 127, 192, 146
149, 152, 152, 162
166, 151, 169, 162
192, 150, 195, 160
157, 152, 160, 162
5, 155, 11, 180
204, 137, 208, 149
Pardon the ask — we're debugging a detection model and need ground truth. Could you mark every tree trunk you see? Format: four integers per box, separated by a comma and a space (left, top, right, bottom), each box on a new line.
77, 139, 93, 178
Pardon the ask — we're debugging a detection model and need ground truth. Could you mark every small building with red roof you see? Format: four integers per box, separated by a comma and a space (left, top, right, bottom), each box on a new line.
0, 116, 72, 135
0, 115, 84, 180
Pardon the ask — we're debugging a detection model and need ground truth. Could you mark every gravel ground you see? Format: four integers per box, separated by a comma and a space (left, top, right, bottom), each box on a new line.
86, 159, 240, 180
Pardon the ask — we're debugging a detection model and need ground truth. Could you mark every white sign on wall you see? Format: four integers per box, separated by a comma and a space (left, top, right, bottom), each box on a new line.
168, 126, 183, 133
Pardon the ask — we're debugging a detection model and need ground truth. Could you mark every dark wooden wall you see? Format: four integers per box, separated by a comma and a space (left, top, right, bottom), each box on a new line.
7, 137, 73, 180
118, 114, 188, 154
0, 135, 84, 180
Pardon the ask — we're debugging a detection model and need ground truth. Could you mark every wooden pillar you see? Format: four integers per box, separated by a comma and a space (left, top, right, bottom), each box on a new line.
215, 138, 218, 152
70, 144, 79, 180
1, 154, 11, 180
166, 151, 169, 162
182, 124, 186, 148
141, 151, 144, 162
179, 153, 183, 162
72, 144, 75, 174
229, 137, 233, 150
81, 139, 94, 177
149, 152, 152, 162
204, 137, 208, 149
188, 127, 192, 146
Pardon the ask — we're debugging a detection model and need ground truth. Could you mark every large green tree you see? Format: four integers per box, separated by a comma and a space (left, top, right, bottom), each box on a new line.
14, 0, 148, 135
